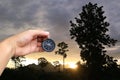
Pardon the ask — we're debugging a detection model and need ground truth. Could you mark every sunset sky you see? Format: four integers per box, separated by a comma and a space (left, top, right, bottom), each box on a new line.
0, 0, 120, 67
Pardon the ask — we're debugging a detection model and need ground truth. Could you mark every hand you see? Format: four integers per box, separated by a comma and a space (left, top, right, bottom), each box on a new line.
0, 29, 49, 75
2, 29, 49, 57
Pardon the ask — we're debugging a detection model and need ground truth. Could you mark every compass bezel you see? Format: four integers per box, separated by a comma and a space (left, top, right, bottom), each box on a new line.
41, 39, 55, 52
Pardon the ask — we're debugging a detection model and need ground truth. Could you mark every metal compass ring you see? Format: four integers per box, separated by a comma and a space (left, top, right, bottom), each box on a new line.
41, 39, 55, 52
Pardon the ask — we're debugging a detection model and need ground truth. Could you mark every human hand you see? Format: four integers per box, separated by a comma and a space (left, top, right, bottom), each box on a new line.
2, 30, 49, 57
0, 29, 49, 75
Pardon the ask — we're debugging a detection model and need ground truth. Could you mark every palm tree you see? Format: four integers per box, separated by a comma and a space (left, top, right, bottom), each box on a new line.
55, 42, 69, 71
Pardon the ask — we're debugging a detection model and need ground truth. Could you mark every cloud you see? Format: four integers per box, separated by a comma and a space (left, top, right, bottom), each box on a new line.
106, 42, 120, 58
0, 0, 120, 54
0, 0, 41, 27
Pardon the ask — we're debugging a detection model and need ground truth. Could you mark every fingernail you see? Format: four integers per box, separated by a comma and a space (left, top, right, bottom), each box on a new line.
45, 31, 49, 35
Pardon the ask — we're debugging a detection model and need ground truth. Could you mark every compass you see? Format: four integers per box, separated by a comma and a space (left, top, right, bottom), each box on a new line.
41, 39, 55, 52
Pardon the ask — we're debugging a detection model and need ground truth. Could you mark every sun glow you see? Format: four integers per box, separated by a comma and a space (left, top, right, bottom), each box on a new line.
7, 58, 38, 68
21, 58, 38, 65
68, 63, 78, 69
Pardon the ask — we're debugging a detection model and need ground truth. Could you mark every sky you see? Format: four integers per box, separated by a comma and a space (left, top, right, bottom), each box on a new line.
0, 0, 120, 66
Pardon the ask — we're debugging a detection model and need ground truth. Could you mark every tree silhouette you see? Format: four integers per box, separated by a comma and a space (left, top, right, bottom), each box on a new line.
11, 56, 25, 68
53, 61, 61, 72
69, 2, 117, 72
38, 57, 48, 70
55, 42, 69, 71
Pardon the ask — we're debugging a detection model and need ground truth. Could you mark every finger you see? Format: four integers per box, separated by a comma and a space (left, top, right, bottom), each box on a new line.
39, 47, 44, 52
37, 36, 44, 42
37, 42, 41, 47
34, 47, 40, 52
30, 39, 44, 52
34, 47, 44, 52
29, 30, 49, 38
32, 38, 42, 46
33, 35, 48, 40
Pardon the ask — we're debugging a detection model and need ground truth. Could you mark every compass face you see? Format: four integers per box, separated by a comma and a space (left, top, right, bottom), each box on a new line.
42, 39, 55, 52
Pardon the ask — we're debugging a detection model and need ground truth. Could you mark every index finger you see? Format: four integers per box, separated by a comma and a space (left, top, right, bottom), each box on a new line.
28, 30, 49, 39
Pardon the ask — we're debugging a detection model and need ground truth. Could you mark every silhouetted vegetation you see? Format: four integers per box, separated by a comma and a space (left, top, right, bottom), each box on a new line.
55, 42, 69, 71
11, 56, 25, 68
1, 2, 120, 80
70, 2, 119, 80
1, 60, 120, 80
53, 61, 61, 72
38, 57, 48, 72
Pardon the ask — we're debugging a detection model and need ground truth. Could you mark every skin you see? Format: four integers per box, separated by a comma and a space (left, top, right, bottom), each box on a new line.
0, 29, 49, 75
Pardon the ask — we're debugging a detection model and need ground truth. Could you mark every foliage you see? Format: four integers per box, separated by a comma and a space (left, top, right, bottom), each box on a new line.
53, 61, 61, 72
1, 63, 120, 80
69, 2, 117, 69
55, 42, 69, 71
38, 57, 48, 69
11, 56, 25, 68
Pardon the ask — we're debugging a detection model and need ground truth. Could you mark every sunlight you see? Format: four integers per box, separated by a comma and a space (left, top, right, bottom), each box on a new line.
68, 63, 78, 69
21, 58, 38, 66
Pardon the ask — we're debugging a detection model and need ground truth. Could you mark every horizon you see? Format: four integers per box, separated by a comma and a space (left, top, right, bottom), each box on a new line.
7, 41, 120, 68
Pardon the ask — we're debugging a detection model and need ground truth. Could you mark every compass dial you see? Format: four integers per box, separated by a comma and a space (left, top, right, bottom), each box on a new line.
41, 39, 55, 52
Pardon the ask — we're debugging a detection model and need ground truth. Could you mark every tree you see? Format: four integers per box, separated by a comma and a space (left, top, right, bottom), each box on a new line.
11, 56, 25, 68
53, 61, 61, 72
69, 2, 117, 70
55, 42, 69, 71
38, 57, 48, 70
